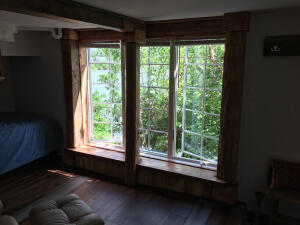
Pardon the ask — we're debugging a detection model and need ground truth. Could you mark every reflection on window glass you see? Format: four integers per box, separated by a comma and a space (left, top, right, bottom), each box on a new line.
88, 47, 122, 146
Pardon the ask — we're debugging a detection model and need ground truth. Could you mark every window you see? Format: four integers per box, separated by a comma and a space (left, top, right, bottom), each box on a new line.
87, 44, 124, 148
139, 41, 225, 168
139, 45, 170, 154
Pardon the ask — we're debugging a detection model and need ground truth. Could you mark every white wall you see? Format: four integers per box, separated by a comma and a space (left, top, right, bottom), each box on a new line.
238, 9, 300, 215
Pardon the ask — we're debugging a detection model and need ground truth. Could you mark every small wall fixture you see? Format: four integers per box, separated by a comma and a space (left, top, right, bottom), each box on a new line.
264, 35, 300, 56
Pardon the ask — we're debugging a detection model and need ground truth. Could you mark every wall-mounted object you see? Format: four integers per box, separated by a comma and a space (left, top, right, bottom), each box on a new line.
264, 35, 300, 56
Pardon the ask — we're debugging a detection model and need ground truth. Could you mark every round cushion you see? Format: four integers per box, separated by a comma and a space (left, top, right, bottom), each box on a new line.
29, 194, 104, 225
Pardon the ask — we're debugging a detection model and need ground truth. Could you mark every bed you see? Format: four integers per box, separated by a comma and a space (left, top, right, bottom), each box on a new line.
0, 113, 63, 175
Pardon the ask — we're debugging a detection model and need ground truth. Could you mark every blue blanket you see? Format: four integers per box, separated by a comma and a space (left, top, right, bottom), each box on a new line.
0, 113, 63, 175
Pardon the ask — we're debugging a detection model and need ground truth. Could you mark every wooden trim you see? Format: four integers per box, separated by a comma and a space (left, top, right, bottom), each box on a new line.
124, 42, 140, 186
79, 47, 89, 144
217, 30, 247, 182
0, 0, 144, 32
61, 30, 83, 148
62, 29, 79, 40
223, 12, 250, 32
146, 17, 225, 40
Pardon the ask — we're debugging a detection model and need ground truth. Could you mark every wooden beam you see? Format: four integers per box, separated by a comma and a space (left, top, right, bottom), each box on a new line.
61, 29, 83, 148
79, 29, 146, 43
0, 0, 144, 32
146, 16, 225, 40
124, 41, 140, 186
217, 12, 249, 182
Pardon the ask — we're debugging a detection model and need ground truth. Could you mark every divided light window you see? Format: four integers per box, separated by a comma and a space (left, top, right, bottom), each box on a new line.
139, 41, 225, 167
87, 44, 123, 147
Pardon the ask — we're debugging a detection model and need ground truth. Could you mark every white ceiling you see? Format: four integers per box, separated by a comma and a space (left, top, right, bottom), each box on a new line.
0, 10, 101, 30
75, 0, 300, 21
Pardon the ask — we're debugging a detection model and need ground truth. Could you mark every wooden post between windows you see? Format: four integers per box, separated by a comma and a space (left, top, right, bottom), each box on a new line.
217, 12, 249, 183
61, 29, 84, 148
124, 41, 140, 186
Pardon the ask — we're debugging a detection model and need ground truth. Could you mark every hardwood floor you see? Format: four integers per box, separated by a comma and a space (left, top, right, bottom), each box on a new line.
0, 160, 245, 225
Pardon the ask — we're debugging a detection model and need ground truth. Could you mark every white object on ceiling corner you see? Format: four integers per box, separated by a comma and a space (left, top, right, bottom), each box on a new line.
0, 21, 18, 42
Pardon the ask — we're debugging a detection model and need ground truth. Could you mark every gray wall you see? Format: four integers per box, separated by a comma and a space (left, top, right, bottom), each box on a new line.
238, 9, 300, 214
0, 57, 14, 111
0, 31, 66, 138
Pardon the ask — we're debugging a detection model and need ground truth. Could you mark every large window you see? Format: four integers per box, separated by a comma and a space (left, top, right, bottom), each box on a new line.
88, 45, 123, 147
139, 41, 225, 167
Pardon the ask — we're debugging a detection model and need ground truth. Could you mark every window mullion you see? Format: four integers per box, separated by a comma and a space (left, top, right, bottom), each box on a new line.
167, 41, 176, 159
181, 47, 188, 156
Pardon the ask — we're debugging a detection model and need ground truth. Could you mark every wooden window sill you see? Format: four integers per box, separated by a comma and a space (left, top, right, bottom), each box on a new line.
65, 146, 227, 184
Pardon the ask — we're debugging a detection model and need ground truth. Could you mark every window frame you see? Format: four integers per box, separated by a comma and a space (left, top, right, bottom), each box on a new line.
139, 40, 225, 169
86, 43, 126, 151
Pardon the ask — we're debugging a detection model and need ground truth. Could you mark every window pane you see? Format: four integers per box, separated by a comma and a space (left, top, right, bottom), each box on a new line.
111, 85, 122, 103
90, 64, 109, 83
90, 48, 109, 63
207, 44, 225, 65
186, 65, 205, 88
203, 138, 218, 161
112, 123, 122, 143
93, 123, 111, 140
89, 46, 123, 146
139, 129, 148, 150
204, 114, 220, 138
92, 84, 110, 103
140, 65, 149, 86
93, 104, 110, 123
140, 109, 148, 129
187, 45, 206, 64
150, 65, 169, 87
150, 131, 168, 153
112, 104, 122, 123
184, 132, 201, 155
205, 90, 222, 115
185, 89, 203, 111
176, 43, 224, 163
185, 110, 202, 133
150, 110, 169, 132
140, 87, 149, 108
110, 48, 121, 63
150, 46, 170, 64
150, 88, 169, 110
111, 64, 121, 84
140, 47, 149, 64
205, 65, 223, 90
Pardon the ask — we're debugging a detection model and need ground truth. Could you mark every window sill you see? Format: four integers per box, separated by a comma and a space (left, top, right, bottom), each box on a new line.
138, 157, 226, 184
65, 145, 227, 184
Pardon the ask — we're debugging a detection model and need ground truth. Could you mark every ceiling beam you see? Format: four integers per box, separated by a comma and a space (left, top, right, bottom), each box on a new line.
0, 0, 145, 32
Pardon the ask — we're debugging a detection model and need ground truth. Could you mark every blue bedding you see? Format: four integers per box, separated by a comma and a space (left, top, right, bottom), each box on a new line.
0, 113, 63, 175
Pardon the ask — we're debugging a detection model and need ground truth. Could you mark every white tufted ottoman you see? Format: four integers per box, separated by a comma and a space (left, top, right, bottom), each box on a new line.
29, 194, 104, 225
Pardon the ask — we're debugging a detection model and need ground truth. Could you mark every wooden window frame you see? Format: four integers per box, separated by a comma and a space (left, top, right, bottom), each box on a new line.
63, 12, 249, 186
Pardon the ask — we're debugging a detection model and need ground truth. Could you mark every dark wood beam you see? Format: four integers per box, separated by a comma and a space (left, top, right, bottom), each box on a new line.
124, 41, 140, 186
61, 29, 83, 148
146, 16, 225, 40
217, 12, 249, 183
0, 0, 144, 32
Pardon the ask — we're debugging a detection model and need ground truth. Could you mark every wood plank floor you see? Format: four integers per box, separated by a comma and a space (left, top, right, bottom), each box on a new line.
0, 160, 245, 225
